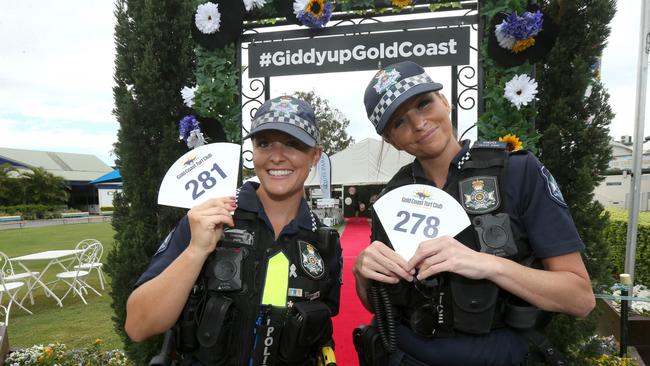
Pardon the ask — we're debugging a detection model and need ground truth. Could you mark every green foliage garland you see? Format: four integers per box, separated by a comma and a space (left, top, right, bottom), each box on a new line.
478, 0, 540, 152
192, 45, 241, 142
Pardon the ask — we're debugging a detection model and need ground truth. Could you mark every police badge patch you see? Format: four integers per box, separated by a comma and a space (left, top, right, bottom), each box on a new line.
540, 166, 567, 207
459, 176, 500, 214
297, 241, 325, 279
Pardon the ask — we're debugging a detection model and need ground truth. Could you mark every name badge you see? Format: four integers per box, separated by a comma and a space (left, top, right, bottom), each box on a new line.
158, 143, 240, 209
373, 184, 470, 260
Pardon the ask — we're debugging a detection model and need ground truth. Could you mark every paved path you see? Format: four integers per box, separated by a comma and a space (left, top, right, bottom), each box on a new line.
0, 216, 112, 230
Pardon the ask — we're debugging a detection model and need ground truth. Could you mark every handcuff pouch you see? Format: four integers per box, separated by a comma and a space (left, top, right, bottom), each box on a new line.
450, 274, 499, 334
279, 301, 331, 363
194, 295, 235, 364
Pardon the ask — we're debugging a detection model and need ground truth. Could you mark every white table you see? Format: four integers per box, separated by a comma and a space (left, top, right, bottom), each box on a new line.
10, 249, 83, 307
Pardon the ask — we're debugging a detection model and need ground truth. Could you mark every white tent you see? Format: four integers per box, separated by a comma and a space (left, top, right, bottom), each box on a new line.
305, 138, 415, 186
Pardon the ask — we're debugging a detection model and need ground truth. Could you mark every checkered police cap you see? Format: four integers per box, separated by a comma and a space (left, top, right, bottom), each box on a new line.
243, 96, 320, 147
363, 61, 443, 135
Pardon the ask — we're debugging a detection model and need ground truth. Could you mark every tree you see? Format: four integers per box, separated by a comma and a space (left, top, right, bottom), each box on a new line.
0, 163, 22, 206
21, 167, 68, 205
292, 91, 354, 155
0, 164, 67, 207
107, 0, 194, 364
535, 1, 616, 363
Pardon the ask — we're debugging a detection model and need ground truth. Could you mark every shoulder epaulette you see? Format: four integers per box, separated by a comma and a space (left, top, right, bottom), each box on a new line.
472, 141, 507, 150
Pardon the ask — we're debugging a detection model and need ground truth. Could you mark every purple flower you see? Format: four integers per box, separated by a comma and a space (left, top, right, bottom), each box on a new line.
501, 10, 543, 41
178, 115, 200, 141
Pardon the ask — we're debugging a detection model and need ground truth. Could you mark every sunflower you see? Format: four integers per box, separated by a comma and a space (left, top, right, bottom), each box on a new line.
293, 0, 333, 28
499, 133, 523, 151
391, 0, 413, 8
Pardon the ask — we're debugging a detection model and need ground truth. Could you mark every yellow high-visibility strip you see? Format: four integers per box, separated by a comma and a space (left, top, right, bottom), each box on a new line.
261, 251, 289, 307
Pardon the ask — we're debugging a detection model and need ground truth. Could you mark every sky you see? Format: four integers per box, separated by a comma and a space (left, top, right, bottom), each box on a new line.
0, 1, 647, 167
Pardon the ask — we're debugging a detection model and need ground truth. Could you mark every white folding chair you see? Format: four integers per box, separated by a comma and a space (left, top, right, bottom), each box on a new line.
0, 253, 33, 325
0, 251, 42, 305
73, 239, 106, 290
54, 243, 102, 305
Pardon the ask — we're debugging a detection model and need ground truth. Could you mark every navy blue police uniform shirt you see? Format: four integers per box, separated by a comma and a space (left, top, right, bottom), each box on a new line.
135, 181, 342, 315
383, 141, 584, 366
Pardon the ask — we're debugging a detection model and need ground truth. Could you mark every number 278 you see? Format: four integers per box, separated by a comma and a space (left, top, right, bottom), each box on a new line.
393, 211, 440, 238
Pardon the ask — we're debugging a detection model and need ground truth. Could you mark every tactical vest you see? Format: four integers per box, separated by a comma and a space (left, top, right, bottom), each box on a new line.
176, 209, 339, 366
373, 142, 540, 339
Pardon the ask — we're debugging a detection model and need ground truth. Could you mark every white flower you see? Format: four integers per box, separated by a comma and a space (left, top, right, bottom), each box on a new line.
186, 129, 207, 149
504, 74, 538, 110
195, 2, 221, 34
293, 0, 310, 16
243, 0, 266, 11
495, 22, 515, 49
181, 86, 197, 108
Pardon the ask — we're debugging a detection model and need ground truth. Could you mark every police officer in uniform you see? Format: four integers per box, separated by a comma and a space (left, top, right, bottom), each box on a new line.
352, 61, 595, 366
125, 96, 342, 366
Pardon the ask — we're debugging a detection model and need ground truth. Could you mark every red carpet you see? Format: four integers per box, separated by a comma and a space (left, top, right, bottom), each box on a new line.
333, 218, 374, 366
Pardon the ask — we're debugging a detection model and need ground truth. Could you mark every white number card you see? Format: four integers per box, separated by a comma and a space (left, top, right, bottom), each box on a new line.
158, 143, 240, 209
373, 184, 470, 261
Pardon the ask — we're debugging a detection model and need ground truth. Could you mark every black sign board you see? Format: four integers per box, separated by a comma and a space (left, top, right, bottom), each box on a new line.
248, 27, 470, 77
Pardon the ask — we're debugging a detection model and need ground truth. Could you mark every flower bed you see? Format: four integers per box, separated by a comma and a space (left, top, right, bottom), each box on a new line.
5, 340, 129, 366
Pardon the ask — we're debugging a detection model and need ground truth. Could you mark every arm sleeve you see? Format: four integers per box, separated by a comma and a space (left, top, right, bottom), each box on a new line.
510, 153, 584, 258
133, 215, 192, 287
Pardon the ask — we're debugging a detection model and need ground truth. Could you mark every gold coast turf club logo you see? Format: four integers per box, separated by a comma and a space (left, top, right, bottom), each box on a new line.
183, 154, 197, 166
414, 188, 432, 200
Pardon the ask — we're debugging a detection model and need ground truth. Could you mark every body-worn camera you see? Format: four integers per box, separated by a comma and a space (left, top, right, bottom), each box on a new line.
472, 213, 518, 257
205, 247, 246, 292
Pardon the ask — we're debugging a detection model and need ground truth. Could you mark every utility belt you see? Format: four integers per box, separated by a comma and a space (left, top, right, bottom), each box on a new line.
176, 287, 333, 366
385, 273, 541, 339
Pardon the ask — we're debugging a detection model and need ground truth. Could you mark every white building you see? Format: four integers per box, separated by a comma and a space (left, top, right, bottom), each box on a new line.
594, 137, 650, 210
0, 147, 120, 213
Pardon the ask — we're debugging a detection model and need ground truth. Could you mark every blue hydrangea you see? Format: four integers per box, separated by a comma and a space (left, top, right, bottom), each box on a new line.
178, 115, 200, 141
500, 10, 543, 41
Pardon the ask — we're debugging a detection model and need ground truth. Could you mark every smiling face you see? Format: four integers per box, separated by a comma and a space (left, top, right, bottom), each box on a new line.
384, 91, 459, 161
253, 130, 321, 202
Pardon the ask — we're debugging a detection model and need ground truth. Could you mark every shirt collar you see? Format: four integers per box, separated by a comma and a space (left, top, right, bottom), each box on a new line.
236, 181, 315, 235
411, 139, 471, 185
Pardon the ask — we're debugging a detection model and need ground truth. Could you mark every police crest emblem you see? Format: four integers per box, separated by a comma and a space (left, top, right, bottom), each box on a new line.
271, 96, 299, 114
298, 241, 324, 279
373, 68, 401, 94
459, 176, 500, 214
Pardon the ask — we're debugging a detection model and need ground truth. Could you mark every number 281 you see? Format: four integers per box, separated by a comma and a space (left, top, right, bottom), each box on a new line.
185, 163, 227, 200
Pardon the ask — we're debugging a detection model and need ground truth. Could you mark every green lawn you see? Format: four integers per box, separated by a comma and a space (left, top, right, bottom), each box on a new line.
0, 222, 124, 350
